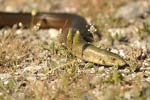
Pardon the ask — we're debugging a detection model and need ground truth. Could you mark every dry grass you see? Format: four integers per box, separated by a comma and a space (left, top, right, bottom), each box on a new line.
0, 0, 150, 100
0, 30, 31, 68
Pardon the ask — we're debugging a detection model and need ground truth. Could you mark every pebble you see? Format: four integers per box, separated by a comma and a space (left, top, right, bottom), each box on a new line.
48, 28, 59, 39
0, 73, 11, 80
130, 40, 148, 51
115, 1, 150, 20
5, 6, 18, 12
143, 58, 150, 67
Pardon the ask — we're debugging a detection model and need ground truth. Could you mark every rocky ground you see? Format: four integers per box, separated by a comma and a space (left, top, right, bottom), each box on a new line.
0, 0, 150, 100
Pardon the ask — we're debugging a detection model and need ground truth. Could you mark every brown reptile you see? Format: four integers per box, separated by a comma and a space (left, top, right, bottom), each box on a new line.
0, 12, 126, 67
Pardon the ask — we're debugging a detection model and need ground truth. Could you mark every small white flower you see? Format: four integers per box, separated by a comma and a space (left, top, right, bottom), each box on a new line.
88, 24, 97, 33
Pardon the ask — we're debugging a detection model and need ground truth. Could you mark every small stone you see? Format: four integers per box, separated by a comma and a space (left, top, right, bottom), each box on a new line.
48, 28, 59, 39
115, 1, 150, 20
143, 58, 150, 67
5, 6, 17, 12
16, 29, 23, 34
0, 73, 11, 80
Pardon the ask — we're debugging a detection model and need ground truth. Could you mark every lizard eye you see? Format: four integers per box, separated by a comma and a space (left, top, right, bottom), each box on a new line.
111, 57, 116, 61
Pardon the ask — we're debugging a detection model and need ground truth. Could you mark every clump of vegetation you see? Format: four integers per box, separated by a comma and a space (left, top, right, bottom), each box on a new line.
106, 69, 124, 84
0, 31, 30, 68
137, 20, 150, 39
